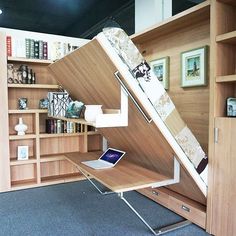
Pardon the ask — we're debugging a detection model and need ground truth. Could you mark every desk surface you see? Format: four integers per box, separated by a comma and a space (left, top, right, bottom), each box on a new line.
65, 152, 170, 193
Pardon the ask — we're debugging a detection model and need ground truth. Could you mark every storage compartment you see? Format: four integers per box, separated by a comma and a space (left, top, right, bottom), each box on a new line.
11, 163, 37, 187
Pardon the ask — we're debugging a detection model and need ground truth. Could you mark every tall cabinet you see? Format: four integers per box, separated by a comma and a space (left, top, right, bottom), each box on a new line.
207, 0, 236, 235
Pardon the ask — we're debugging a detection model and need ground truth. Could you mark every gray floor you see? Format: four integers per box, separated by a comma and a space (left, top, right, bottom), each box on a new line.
0, 180, 210, 236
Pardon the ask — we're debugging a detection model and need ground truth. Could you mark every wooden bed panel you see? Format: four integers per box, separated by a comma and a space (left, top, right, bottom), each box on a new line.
49, 39, 206, 204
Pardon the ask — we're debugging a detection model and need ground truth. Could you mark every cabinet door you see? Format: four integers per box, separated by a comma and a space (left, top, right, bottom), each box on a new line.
211, 117, 236, 236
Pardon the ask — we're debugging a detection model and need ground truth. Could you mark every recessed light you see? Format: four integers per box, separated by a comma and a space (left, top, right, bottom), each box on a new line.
0, 9, 2, 15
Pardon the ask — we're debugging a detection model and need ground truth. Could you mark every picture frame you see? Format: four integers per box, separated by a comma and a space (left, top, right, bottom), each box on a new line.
150, 57, 169, 90
17, 145, 29, 160
181, 46, 208, 87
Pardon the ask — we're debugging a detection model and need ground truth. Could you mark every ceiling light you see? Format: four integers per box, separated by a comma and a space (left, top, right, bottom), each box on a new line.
0, 9, 2, 14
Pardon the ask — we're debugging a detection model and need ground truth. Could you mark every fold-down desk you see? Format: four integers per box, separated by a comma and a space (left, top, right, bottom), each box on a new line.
65, 152, 170, 193
65, 152, 190, 235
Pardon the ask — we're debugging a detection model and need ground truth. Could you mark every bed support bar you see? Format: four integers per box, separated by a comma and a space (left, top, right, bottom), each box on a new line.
114, 71, 153, 123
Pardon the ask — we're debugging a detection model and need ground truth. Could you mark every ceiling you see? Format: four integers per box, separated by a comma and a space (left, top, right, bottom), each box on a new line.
0, 0, 204, 39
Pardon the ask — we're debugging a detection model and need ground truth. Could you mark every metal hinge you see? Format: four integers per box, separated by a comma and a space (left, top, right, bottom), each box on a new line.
214, 127, 219, 143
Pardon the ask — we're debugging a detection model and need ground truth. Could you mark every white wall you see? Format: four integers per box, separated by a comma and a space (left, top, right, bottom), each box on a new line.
135, 0, 172, 33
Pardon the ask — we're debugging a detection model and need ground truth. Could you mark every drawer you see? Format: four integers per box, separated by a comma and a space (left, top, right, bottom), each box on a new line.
138, 187, 170, 207
169, 195, 206, 228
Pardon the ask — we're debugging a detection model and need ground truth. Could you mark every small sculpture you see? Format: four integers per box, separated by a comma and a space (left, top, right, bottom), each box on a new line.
15, 117, 28, 135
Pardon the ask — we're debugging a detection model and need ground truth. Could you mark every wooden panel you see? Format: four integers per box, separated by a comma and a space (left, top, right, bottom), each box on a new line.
0, 32, 11, 191
215, 1, 236, 35
11, 164, 36, 182
40, 160, 79, 178
49, 40, 206, 204
209, 118, 236, 236
137, 187, 206, 229
40, 136, 80, 156
137, 19, 210, 153
88, 134, 102, 151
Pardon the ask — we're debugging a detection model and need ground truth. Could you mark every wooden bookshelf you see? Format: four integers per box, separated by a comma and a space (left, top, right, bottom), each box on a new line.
9, 134, 37, 140
8, 109, 48, 114
216, 75, 236, 83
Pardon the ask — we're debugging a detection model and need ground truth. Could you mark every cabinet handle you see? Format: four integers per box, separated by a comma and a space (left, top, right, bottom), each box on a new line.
152, 190, 159, 196
214, 127, 219, 143
114, 71, 152, 123
181, 205, 190, 212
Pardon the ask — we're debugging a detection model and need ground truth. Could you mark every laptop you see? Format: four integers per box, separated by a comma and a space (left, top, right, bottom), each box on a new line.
81, 148, 126, 170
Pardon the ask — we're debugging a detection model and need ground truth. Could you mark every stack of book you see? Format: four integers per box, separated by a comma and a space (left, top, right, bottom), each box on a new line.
45, 119, 82, 134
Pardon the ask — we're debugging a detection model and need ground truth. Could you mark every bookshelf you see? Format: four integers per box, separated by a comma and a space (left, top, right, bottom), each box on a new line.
0, 30, 102, 191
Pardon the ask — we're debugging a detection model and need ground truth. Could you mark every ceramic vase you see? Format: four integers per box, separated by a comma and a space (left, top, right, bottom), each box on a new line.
84, 105, 103, 122
15, 117, 28, 135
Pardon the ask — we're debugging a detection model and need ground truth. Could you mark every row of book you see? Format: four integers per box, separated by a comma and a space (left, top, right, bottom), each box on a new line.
6, 36, 79, 60
46, 119, 83, 134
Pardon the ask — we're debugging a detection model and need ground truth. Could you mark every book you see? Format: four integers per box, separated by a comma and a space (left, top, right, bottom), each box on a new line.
34, 40, 39, 59
29, 39, 35, 58
39, 40, 43, 59
43, 41, 48, 60
25, 38, 30, 58
6, 36, 12, 57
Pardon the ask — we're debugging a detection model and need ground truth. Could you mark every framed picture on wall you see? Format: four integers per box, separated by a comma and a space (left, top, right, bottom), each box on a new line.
181, 46, 208, 87
150, 57, 169, 90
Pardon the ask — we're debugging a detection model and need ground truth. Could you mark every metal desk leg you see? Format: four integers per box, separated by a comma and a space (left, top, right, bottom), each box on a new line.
78, 167, 114, 195
118, 192, 191, 235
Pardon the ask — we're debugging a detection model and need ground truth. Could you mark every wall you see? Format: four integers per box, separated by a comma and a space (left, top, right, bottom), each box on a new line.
135, 0, 172, 33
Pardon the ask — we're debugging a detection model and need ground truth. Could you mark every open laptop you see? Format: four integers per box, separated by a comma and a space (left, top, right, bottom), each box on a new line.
81, 148, 126, 170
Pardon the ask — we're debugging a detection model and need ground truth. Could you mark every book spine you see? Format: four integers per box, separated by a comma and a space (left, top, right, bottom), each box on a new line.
39, 40, 43, 59
43, 41, 48, 60
6, 36, 12, 57
46, 119, 51, 133
30, 39, 35, 58
34, 40, 39, 59
25, 38, 30, 58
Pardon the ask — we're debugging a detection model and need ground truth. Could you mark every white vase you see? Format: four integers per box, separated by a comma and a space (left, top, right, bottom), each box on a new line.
15, 117, 28, 135
84, 105, 103, 122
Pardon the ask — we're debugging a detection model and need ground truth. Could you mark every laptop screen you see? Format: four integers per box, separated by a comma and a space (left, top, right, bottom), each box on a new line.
100, 148, 125, 164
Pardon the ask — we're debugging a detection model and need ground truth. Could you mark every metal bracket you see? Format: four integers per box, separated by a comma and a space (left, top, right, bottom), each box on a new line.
114, 71, 152, 123
77, 167, 113, 195
151, 157, 180, 188
118, 192, 191, 235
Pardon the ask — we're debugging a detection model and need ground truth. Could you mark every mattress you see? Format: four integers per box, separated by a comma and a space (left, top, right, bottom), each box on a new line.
98, 27, 208, 188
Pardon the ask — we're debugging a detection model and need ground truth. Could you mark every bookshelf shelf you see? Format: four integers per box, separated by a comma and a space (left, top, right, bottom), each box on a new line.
7, 84, 60, 89
49, 115, 95, 126
9, 134, 36, 140
8, 109, 48, 114
216, 75, 236, 83
40, 173, 84, 184
39, 133, 83, 138
10, 157, 37, 166
216, 31, 236, 44
8, 57, 53, 64
40, 154, 66, 162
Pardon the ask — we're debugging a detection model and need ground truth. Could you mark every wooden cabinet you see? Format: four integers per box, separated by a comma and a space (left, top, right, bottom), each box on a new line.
208, 118, 236, 235
207, 1, 236, 235
0, 31, 102, 192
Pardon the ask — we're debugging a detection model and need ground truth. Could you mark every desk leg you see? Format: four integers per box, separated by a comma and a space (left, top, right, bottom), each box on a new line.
118, 192, 191, 235
78, 167, 114, 195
